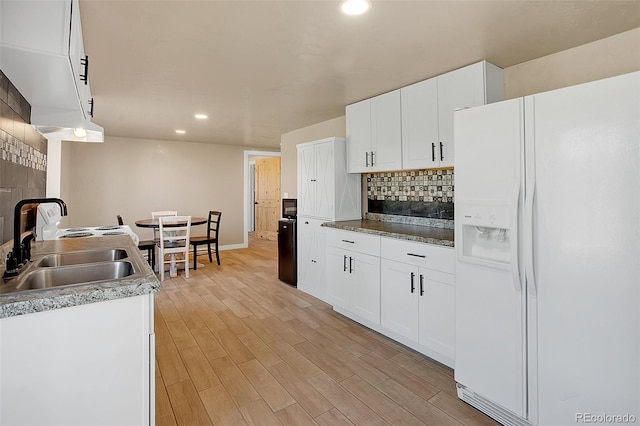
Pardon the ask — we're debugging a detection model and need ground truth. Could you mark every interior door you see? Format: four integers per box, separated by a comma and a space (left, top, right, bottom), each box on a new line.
254, 157, 281, 241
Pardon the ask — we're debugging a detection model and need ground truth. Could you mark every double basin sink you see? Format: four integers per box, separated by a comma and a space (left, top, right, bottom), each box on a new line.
3, 249, 139, 294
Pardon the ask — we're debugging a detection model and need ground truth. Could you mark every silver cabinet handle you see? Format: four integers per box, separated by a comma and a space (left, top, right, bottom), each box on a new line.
371, 151, 375, 166
365, 152, 370, 167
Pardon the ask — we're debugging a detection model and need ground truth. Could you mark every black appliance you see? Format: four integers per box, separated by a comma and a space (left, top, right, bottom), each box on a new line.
278, 218, 297, 286
282, 198, 297, 219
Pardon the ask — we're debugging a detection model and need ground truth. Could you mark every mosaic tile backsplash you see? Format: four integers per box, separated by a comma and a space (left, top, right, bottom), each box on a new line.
367, 169, 454, 220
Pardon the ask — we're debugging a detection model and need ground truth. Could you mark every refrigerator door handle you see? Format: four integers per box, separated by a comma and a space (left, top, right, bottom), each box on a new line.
525, 177, 537, 295
511, 182, 522, 293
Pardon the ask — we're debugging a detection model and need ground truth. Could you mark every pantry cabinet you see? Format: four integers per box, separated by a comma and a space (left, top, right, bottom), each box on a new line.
297, 218, 327, 301
346, 90, 402, 173
297, 137, 361, 303
402, 61, 504, 169
297, 137, 361, 220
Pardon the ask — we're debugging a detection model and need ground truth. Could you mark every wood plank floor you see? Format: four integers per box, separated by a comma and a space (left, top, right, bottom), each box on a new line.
154, 235, 499, 426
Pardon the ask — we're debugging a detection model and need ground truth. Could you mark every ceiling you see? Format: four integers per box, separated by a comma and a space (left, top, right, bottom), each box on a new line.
79, 0, 639, 149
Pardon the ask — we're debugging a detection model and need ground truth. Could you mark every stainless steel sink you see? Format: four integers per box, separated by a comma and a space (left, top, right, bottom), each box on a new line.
17, 261, 136, 291
35, 249, 128, 267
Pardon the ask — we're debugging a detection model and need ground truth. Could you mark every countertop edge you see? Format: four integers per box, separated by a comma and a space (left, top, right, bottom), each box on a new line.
322, 221, 455, 248
0, 236, 160, 319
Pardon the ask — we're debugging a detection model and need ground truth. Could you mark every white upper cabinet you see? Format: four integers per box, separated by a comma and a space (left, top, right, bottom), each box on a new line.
436, 61, 503, 168
347, 90, 402, 173
0, 0, 95, 127
400, 77, 440, 170
402, 61, 504, 169
348, 61, 504, 172
297, 137, 361, 221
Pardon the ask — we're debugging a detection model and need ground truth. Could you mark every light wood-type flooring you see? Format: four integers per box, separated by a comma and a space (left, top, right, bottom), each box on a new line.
154, 235, 499, 425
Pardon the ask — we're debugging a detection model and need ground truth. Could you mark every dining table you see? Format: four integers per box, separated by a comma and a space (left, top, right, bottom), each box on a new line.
135, 217, 207, 277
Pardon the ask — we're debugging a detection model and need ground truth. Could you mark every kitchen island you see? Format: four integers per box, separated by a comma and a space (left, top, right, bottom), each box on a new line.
0, 235, 159, 426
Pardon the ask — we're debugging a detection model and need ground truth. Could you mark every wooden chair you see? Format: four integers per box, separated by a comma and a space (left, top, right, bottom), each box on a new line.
157, 215, 191, 281
151, 210, 177, 242
189, 211, 221, 270
117, 214, 155, 268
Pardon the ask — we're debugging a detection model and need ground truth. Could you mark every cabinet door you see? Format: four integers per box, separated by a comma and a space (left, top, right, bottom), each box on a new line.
401, 78, 440, 169
381, 259, 419, 341
346, 100, 371, 173
297, 144, 316, 217
371, 90, 402, 172
314, 141, 335, 219
350, 252, 381, 324
437, 62, 486, 167
326, 246, 350, 310
313, 223, 327, 302
297, 218, 316, 294
419, 269, 455, 359
69, 0, 90, 119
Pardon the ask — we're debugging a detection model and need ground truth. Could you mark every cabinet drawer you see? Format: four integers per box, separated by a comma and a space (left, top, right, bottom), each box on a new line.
326, 228, 380, 257
381, 237, 454, 274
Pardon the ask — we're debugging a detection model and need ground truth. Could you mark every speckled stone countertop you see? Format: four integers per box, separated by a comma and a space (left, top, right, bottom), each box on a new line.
322, 219, 455, 247
0, 235, 159, 319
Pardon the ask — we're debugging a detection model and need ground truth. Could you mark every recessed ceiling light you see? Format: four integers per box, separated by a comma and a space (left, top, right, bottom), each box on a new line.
175, 129, 186, 134
340, 0, 371, 15
195, 114, 208, 120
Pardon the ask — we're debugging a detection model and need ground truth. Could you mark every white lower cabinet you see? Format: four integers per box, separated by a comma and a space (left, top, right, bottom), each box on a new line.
324, 227, 455, 367
326, 229, 381, 325
0, 294, 154, 425
381, 259, 455, 364
327, 246, 381, 324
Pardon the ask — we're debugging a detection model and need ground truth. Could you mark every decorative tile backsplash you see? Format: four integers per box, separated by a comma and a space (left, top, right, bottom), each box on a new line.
0, 130, 47, 171
367, 169, 454, 220
367, 169, 454, 202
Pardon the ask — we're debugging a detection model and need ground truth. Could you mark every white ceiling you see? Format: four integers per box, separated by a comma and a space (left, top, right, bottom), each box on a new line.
79, 0, 640, 149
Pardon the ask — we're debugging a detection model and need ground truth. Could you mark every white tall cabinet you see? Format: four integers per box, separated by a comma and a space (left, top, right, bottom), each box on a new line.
297, 137, 361, 302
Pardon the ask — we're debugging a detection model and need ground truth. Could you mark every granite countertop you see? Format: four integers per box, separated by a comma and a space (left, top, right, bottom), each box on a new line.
322, 219, 455, 247
0, 235, 159, 319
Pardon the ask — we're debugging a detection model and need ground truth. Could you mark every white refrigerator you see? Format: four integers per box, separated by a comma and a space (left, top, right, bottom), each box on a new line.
453, 72, 639, 426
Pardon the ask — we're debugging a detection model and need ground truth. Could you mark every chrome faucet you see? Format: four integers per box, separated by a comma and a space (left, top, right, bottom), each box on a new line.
4, 198, 68, 279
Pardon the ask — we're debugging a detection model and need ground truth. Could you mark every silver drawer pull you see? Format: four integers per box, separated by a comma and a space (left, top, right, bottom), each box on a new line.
407, 253, 426, 258
341, 240, 355, 244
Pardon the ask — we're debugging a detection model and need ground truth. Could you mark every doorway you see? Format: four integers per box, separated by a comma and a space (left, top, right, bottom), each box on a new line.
254, 157, 280, 241
243, 150, 281, 247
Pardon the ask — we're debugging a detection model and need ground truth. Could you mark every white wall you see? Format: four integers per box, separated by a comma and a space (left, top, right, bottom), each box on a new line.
60, 136, 273, 246
504, 28, 640, 99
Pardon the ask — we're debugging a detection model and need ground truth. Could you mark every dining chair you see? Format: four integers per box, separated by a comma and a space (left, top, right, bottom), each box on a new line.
116, 215, 156, 268
157, 215, 191, 281
151, 210, 178, 241
189, 211, 222, 270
